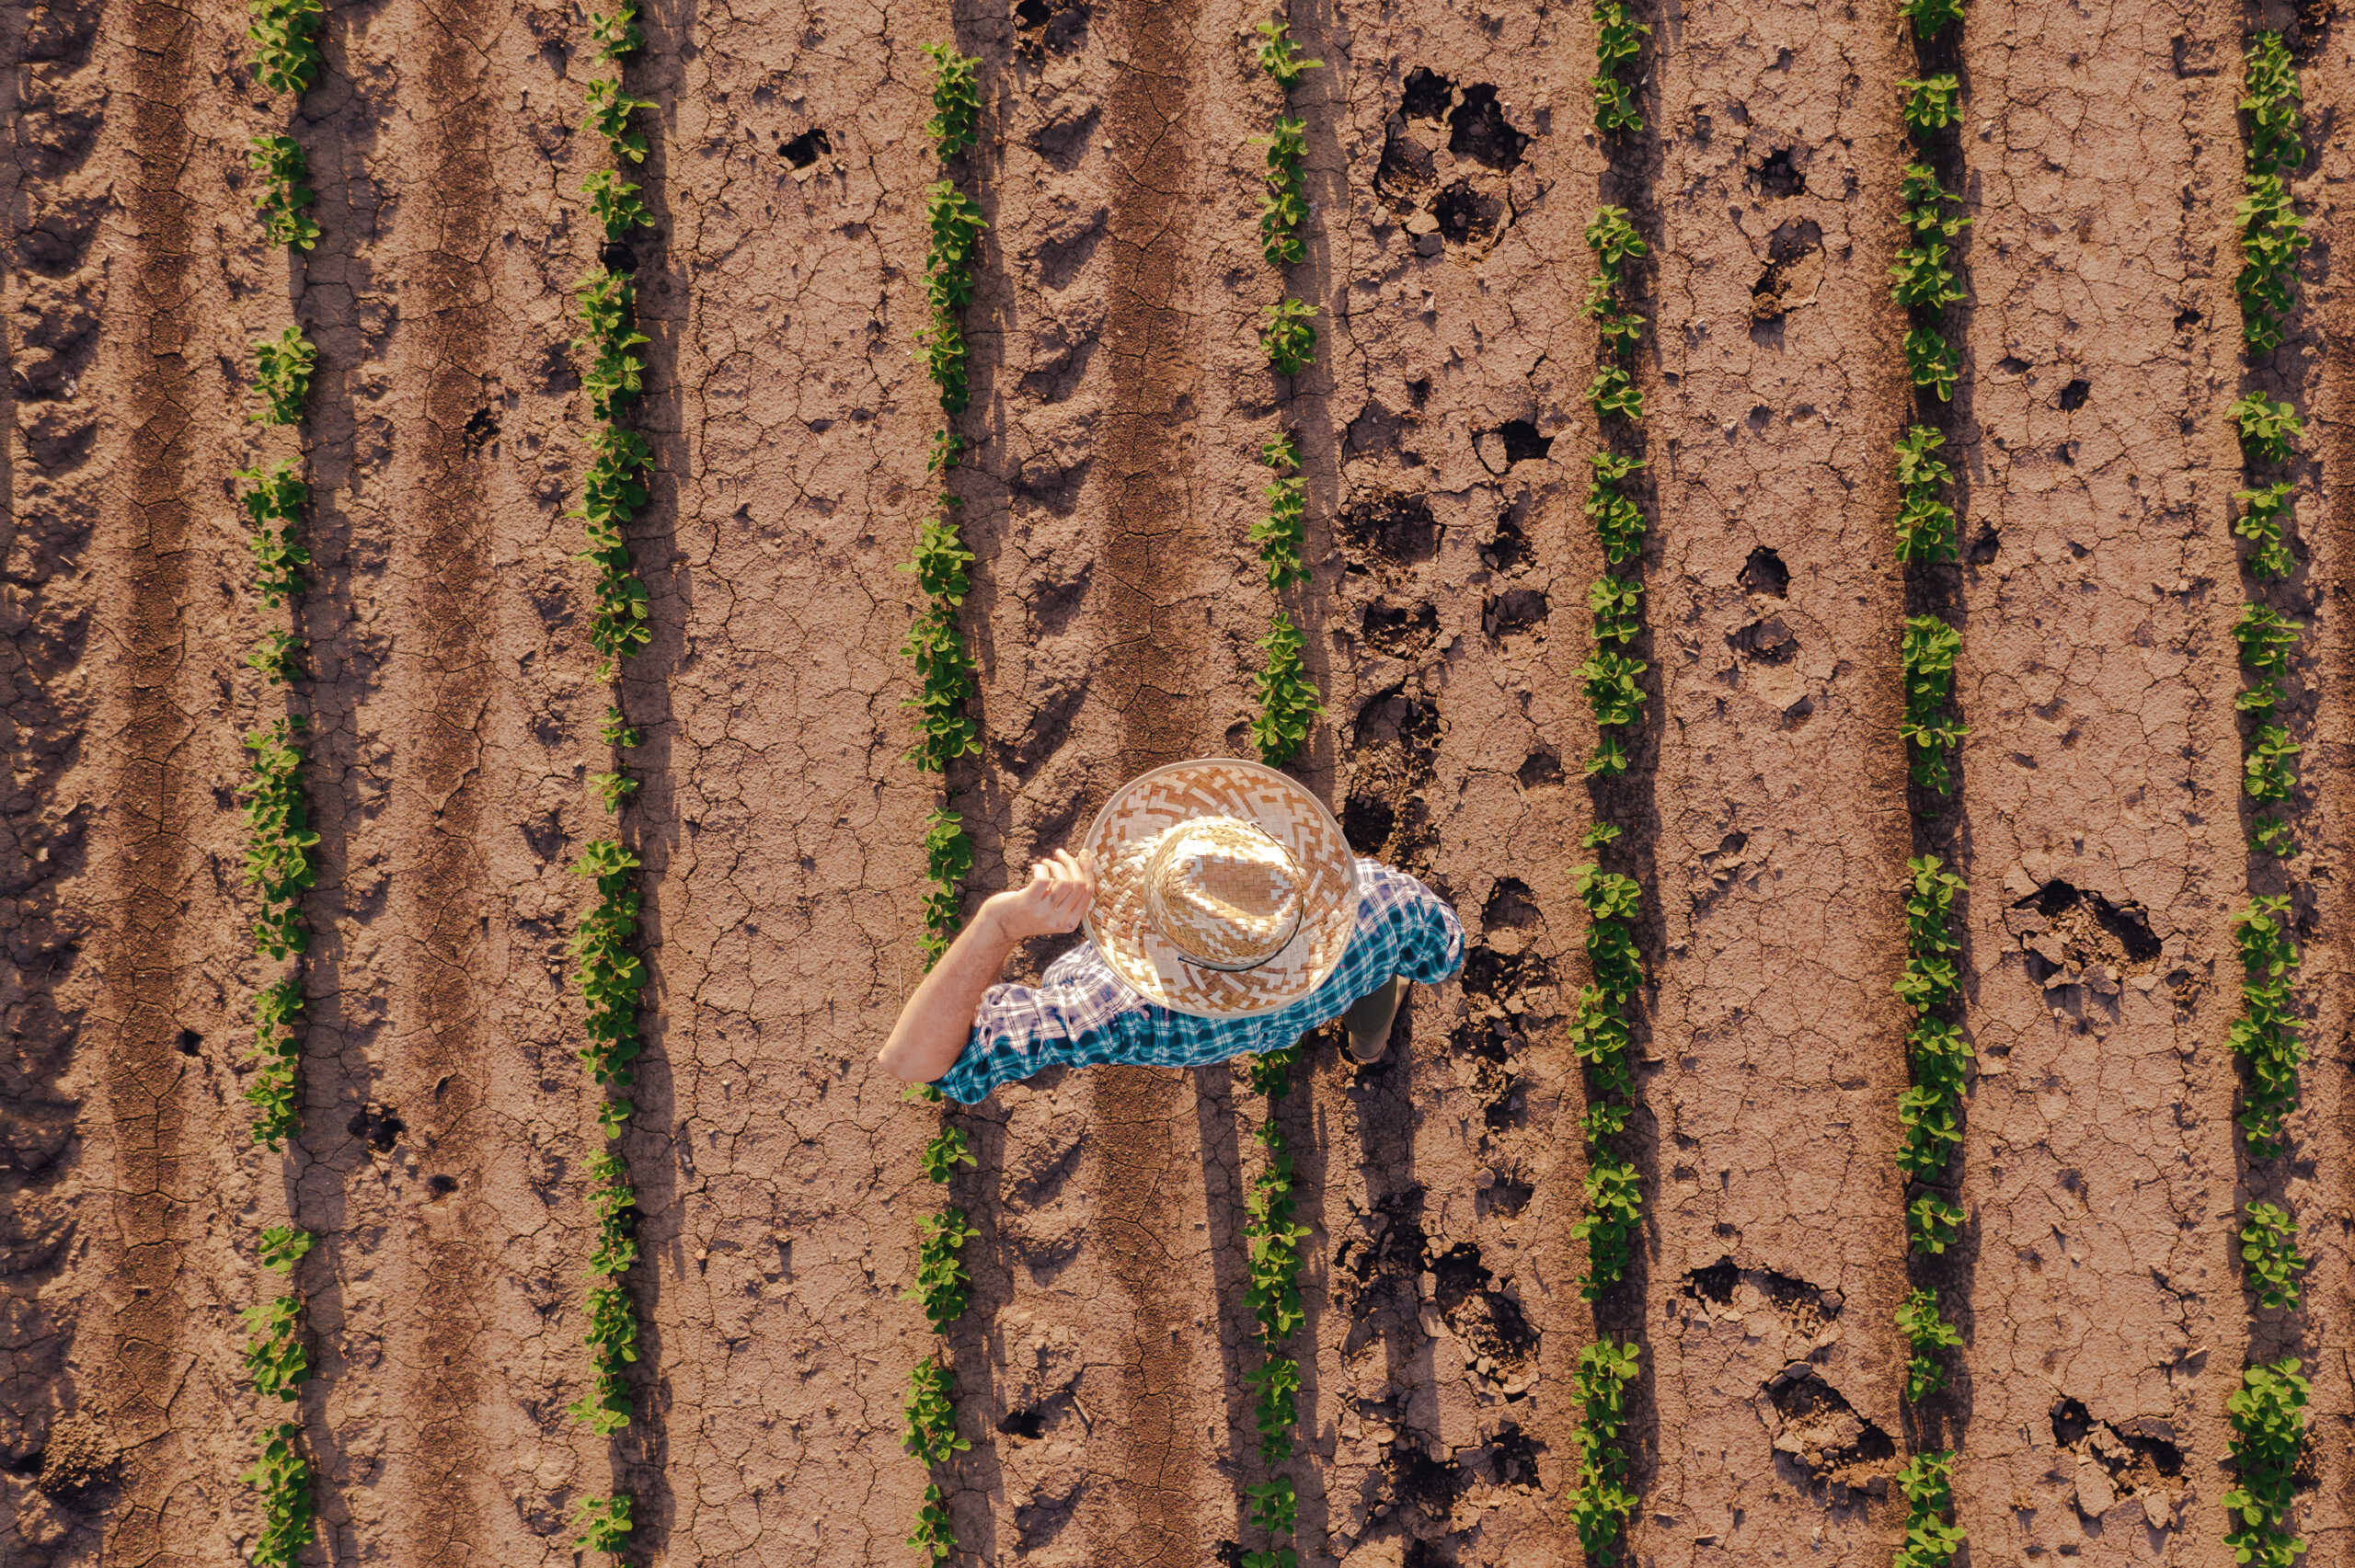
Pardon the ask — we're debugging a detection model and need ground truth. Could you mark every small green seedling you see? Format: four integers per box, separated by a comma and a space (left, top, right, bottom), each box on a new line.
573, 1494, 634, 1558
251, 326, 316, 425
580, 167, 652, 241
248, 135, 321, 251
1904, 326, 1959, 402
1252, 20, 1323, 87
919, 1125, 975, 1183
588, 771, 638, 811
902, 1354, 970, 1462
1260, 297, 1317, 376
1899, 74, 1961, 133
902, 1207, 979, 1330
1587, 452, 1648, 564
2223, 1356, 2309, 1568
1564, 1336, 1641, 1562
2234, 483, 2296, 579
581, 75, 655, 164
2239, 1201, 2307, 1310
241, 1421, 316, 1568
600, 705, 643, 748
1898, 0, 1964, 40
908, 1482, 955, 1562
246, 0, 325, 97
247, 631, 304, 685
248, 978, 304, 1149
240, 1294, 312, 1401
236, 457, 311, 608
242, 718, 319, 959
1894, 1287, 1962, 1402
1590, 0, 1648, 133
921, 43, 982, 157
1587, 365, 1644, 419
2229, 393, 2303, 463
1249, 611, 1325, 765
258, 1226, 314, 1274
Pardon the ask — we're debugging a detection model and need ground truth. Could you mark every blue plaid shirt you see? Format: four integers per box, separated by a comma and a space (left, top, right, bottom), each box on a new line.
933, 860, 1465, 1104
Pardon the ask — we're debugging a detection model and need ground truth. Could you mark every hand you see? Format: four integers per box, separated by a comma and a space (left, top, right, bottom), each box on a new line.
986, 848, 1097, 942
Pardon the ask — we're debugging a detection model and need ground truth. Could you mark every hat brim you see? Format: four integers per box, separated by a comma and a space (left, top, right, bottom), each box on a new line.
1081, 759, 1361, 1019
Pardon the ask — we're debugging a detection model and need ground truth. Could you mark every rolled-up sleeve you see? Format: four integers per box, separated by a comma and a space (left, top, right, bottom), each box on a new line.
930, 957, 1143, 1104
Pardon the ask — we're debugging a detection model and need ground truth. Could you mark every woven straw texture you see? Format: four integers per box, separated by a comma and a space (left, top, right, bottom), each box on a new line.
1082, 759, 1359, 1017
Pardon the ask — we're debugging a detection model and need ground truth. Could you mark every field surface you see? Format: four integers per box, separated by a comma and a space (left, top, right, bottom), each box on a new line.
3, 0, 2354, 1565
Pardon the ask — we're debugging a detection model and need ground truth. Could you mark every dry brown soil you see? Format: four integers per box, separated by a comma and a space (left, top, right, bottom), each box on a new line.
4, 0, 2355, 1564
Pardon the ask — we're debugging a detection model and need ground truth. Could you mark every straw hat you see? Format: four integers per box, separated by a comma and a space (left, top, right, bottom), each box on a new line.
1080, 758, 1361, 1018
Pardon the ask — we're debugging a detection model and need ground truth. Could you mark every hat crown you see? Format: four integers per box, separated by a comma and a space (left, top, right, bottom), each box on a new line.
1142, 817, 1304, 971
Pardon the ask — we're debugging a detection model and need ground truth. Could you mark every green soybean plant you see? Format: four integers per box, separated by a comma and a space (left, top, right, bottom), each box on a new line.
2239, 1201, 2307, 1310
1904, 326, 1959, 402
2234, 483, 2296, 579
1898, 0, 1964, 40
922, 42, 982, 156
908, 1483, 955, 1562
241, 1422, 316, 1568
1249, 612, 1324, 766
919, 807, 973, 964
2223, 1357, 2309, 1568
2237, 35, 2308, 351
243, 719, 319, 960
1255, 118, 1311, 266
246, 631, 304, 686
1260, 297, 1317, 376
240, 1294, 312, 1401
251, 326, 317, 425
1564, 1337, 1641, 1562
2233, 603, 2300, 716
1899, 74, 1960, 133
1894, 1287, 1962, 1402
2229, 894, 2303, 1158
247, 0, 324, 95
1908, 1191, 1964, 1253
258, 1226, 314, 1274
1899, 615, 1967, 794
1252, 19, 1322, 86
902, 1207, 979, 1331
1251, 433, 1309, 590
1891, 1449, 1967, 1567
236, 458, 311, 607
569, 1152, 641, 1434
247, 979, 304, 1149
1892, 425, 1958, 562
902, 1355, 971, 1463
1587, 452, 1648, 565
2228, 393, 2303, 463
573, 1494, 634, 1561
1591, 0, 1648, 132
247, 135, 320, 251
568, 840, 647, 1137
919, 1125, 975, 1183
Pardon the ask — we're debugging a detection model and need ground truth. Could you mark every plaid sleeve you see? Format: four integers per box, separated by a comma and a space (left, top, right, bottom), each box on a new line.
929, 947, 1150, 1104
1362, 862, 1466, 984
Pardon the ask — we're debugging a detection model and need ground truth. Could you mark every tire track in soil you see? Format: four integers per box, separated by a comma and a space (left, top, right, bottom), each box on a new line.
74, 0, 227, 1558
1952, 6, 2243, 1559
0, 0, 114, 1556
1081, 2, 1222, 1559
1638, 9, 1917, 1562
359, 0, 510, 1555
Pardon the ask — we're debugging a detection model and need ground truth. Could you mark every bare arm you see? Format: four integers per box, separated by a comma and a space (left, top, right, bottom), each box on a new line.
877, 849, 1097, 1085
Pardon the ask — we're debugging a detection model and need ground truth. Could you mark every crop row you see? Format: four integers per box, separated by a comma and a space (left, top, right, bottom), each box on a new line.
1562, 7, 1656, 1562
897, 42, 988, 1563
2222, 34, 2313, 1568
559, 7, 660, 1556
232, 3, 327, 1558
1886, 3, 1971, 1563
1245, 20, 1327, 774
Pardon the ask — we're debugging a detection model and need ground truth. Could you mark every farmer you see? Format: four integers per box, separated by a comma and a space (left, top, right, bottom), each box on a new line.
879, 758, 1465, 1103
